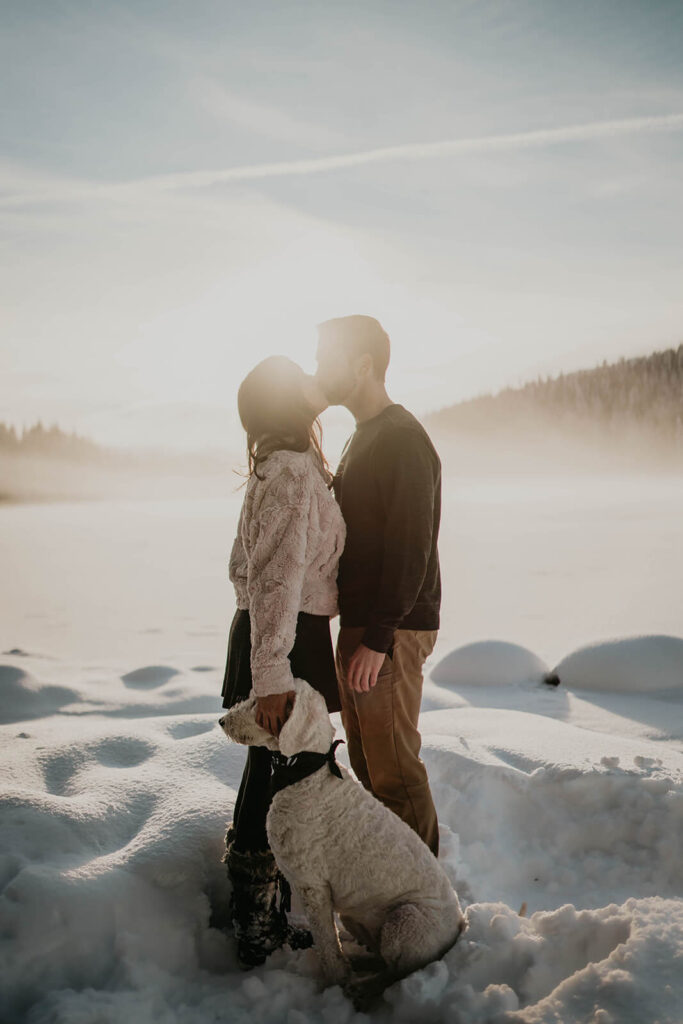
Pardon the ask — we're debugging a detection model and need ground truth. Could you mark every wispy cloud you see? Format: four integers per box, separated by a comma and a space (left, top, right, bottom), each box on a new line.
2, 112, 682, 209
194, 77, 346, 150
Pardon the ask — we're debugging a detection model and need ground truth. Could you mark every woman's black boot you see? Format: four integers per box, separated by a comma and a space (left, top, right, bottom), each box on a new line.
223, 827, 313, 969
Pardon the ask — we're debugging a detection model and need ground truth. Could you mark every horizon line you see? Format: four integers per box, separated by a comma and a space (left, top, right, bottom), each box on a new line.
3, 337, 681, 444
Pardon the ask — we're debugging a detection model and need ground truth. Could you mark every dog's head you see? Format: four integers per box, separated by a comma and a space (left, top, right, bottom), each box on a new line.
218, 677, 335, 757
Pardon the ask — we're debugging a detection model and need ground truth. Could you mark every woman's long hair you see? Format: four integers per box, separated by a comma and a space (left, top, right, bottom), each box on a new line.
237, 356, 328, 480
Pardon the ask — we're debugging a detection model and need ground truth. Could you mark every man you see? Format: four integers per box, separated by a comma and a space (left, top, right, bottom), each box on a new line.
315, 314, 442, 857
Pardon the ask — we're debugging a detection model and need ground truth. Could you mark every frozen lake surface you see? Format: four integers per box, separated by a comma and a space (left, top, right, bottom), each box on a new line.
2, 474, 682, 672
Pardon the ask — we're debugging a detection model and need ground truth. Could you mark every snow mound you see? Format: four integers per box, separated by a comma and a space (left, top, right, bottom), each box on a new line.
121, 665, 181, 688
431, 641, 550, 687
553, 635, 683, 693
0, 665, 80, 724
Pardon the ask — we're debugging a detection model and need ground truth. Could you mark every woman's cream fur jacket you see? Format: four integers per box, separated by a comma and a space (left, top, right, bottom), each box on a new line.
229, 447, 346, 697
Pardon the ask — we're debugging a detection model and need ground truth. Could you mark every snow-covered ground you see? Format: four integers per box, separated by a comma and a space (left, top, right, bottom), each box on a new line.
1, 477, 682, 1023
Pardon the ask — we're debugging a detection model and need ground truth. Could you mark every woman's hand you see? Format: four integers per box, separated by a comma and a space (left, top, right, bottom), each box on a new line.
256, 691, 296, 737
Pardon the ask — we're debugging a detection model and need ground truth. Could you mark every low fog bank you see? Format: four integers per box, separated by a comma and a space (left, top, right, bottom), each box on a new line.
0, 422, 247, 504
0, 451, 242, 504
3, 421, 680, 506
430, 412, 683, 478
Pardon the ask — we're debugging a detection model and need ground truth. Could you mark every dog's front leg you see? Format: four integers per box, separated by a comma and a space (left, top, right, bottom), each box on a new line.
296, 884, 349, 988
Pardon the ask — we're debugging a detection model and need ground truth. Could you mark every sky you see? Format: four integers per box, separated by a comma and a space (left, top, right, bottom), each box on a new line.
1, 0, 682, 451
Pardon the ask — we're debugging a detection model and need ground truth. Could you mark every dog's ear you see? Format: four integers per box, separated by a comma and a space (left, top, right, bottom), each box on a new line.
278, 680, 331, 757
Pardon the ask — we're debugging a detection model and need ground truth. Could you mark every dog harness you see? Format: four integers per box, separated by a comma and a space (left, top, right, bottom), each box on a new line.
270, 739, 345, 795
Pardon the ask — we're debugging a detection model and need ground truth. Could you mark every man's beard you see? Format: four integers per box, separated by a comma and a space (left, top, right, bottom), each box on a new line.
318, 371, 356, 406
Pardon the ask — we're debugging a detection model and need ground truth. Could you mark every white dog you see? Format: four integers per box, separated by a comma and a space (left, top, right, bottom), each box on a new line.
219, 678, 466, 1007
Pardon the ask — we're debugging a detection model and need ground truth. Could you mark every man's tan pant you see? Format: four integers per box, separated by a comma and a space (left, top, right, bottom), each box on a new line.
335, 626, 439, 857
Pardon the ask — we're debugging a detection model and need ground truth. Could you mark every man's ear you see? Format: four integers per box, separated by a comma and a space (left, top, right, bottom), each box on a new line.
277, 682, 329, 758
353, 352, 373, 380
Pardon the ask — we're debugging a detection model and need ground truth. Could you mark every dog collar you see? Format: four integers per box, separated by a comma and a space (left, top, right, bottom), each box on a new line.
270, 739, 345, 795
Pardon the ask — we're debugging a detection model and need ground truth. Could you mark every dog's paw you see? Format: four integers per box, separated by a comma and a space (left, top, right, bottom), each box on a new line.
343, 974, 386, 1012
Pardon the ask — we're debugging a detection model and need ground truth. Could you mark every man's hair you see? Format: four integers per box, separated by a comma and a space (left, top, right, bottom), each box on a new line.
317, 315, 390, 382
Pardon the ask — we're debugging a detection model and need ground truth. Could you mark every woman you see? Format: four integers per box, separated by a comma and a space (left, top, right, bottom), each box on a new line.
221, 355, 345, 969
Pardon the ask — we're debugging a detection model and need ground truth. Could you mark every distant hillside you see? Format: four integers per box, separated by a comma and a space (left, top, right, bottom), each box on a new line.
428, 345, 683, 450
0, 422, 103, 461
0, 422, 236, 470
0, 423, 235, 503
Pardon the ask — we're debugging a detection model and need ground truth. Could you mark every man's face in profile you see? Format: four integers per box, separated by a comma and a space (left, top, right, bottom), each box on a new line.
315, 337, 357, 405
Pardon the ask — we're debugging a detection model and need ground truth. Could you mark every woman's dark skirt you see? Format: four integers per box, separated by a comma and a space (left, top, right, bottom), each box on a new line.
221, 608, 341, 714
221, 608, 341, 852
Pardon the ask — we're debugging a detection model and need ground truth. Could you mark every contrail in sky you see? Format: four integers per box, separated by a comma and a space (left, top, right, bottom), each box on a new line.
136, 112, 683, 191
2, 112, 683, 206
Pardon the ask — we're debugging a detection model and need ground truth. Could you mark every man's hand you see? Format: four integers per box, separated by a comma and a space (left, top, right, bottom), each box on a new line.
348, 644, 387, 693
256, 691, 296, 737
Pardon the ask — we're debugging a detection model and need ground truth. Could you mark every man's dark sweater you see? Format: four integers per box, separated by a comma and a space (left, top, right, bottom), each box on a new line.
331, 403, 441, 654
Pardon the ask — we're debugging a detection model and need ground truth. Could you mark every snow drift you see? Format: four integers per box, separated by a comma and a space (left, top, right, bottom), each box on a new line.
2, 633, 683, 1023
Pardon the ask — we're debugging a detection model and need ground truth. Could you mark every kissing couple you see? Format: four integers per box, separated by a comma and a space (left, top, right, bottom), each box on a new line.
220, 314, 442, 968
